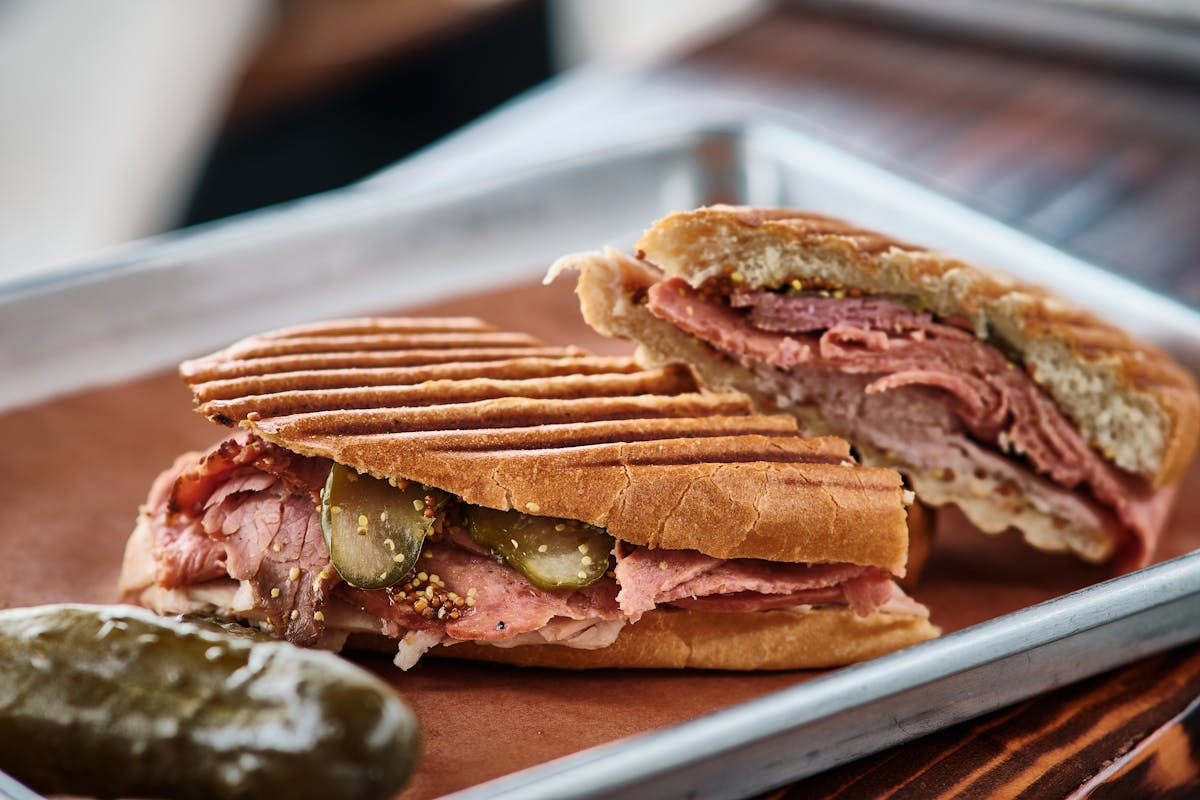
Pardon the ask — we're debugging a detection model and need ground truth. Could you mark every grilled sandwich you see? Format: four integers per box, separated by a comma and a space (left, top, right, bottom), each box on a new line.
120, 316, 937, 670
555, 206, 1200, 571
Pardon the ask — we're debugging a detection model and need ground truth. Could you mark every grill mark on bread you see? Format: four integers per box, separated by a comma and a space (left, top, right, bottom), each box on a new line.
199, 367, 700, 421
182, 313, 810, 463
191, 357, 642, 402
335, 416, 801, 452
254, 317, 496, 339
222, 331, 544, 360
255, 394, 759, 437
288, 430, 854, 466
178, 315, 911, 570
182, 347, 579, 382
466, 435, 853, 465
498, 450, 853, 467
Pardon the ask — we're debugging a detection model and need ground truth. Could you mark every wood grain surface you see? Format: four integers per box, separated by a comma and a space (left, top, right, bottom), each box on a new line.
767, 643, 1200, 799
682, 8, 1200, 306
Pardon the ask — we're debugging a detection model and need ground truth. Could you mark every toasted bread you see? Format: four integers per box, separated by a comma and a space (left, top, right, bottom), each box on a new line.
181, 317, 911, 571
428, 606, 937, 670
635, 206, 1200, 487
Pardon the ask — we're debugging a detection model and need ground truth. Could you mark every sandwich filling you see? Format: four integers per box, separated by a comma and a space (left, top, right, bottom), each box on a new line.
127, 432, 925, 669
645, 278, 1173, 567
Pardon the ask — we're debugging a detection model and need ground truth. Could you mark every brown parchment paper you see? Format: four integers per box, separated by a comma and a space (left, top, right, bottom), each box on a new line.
3, 277, 1199, 799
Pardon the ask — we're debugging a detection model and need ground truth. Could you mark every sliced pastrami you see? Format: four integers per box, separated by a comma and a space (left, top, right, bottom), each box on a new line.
142, 434, 924, 659
613, 545, 894, 620
648, 278, 1170, 566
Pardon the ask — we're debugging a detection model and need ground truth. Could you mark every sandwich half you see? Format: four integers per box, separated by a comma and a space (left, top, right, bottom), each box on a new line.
555, 206, 1200, 570
120, 316, 936, 670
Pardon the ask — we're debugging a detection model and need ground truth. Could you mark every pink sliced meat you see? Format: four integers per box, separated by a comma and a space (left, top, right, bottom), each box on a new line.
169, 432, 330, 517
613, 545, 892, 620
148, 434, 336, 645
671, 571, 895, 615
731, 291, 935, 333
340, 544, 622, 642
841, 571, 901, 616
154, 521, 227, 589
648, 278, 1171, 566
669, 588, 844, 613
143, 433, 924, 659
146, 455, 228, 588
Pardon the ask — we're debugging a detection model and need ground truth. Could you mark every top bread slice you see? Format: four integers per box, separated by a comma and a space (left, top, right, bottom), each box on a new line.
634, 206, 1200, 487
180, 316, 912, 572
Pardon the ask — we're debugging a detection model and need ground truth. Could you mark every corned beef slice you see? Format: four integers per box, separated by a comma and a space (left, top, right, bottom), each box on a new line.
143, 434, 909, 648
647, 278, 1171, 564
613, 545, 892, 619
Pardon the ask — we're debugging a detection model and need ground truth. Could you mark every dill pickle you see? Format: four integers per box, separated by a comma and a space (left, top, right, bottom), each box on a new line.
467, 506, 613, 590
0, 604, 418, 800
321, 464, 445, 589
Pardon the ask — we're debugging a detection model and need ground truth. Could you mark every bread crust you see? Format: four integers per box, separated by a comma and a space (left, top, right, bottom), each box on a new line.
432, 607, 938, 670
182, 317, 912, 571
635, 206, 1200, 487
248, 423, 909, 570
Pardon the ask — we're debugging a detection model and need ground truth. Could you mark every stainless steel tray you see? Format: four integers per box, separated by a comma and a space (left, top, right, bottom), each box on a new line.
4, 110, 1200, 800
456, 555, 1200, 800
7, 114, 1200, 412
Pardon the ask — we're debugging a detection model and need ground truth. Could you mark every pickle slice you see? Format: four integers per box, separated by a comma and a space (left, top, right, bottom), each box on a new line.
467, 506, 613, 590
320, 464, 444, 589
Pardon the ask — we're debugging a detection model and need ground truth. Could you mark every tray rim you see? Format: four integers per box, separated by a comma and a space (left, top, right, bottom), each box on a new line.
8, 113, 1200, 412
446, 550, 1200, 799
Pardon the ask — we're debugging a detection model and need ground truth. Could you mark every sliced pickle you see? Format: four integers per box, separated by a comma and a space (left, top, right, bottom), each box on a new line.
467, 506, 613, 590
320, 464, 445, 589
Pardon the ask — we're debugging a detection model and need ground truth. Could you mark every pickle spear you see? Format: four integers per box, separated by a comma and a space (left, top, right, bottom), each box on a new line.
467, 506, 613, 590
321, 464, 444, 589
0, 604, 418, 800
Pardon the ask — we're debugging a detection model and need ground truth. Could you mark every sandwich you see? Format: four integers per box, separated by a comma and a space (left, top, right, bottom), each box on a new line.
554, 206, 1200, 571
120, 316, 937, 670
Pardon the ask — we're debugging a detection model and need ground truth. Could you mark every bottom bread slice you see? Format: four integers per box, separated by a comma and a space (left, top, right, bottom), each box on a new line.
423, 605, 937, 670
126, 568, 937, 671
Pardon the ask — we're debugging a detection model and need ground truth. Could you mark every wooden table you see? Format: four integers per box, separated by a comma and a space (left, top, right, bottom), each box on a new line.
684, 8, 1200, 306
680, 9, 1200, 797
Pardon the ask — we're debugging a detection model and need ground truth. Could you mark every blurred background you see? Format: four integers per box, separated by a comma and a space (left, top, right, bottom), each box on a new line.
1, 0, 1198, 298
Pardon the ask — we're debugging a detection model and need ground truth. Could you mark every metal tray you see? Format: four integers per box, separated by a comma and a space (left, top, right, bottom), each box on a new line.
4, 111, 1200, 800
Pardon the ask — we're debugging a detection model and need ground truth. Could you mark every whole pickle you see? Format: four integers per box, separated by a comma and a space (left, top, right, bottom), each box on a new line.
0, 604, 418, 800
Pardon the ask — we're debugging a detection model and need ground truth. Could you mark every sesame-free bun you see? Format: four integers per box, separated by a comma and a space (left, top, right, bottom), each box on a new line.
433, 606, 937, 670
179, 317, 912, 571
634, 206, 1200, 488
